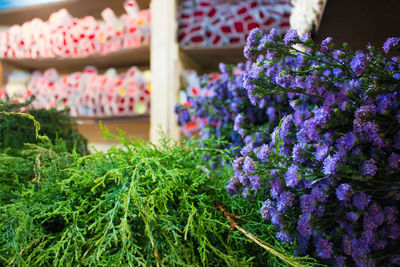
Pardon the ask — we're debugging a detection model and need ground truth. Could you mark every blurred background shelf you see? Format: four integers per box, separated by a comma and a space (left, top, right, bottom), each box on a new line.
75, 114, 149, 124
0, 0, 152, 147
1, 45, 150, 72
76, 114, 150, 152
180, 45, 245, 73
0, 0, 150, 24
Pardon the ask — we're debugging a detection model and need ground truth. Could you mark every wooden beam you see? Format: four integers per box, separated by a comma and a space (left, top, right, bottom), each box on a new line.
150, 0, 180, 143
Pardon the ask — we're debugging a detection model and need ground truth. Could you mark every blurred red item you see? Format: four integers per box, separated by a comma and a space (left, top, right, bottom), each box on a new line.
1, 66, 151, 117
178, 0, 291, 47
0, 0, 150, 59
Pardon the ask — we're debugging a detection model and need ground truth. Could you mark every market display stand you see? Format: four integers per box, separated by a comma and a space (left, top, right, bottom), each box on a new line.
150, 0, 246, 143
0, 0, 151, 151
0, 0, 248, 146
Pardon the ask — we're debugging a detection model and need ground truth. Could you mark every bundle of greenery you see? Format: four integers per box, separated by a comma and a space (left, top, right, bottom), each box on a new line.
0, 98, 88, 205
0, 127, 319, 266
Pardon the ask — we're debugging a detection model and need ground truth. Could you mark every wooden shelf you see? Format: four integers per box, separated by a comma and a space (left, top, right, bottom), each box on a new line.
1, 46, 150, 73
75, 114, 150, 125
180, 45, 245, 72
76, 116, 150, 143
0, 0, 150, 25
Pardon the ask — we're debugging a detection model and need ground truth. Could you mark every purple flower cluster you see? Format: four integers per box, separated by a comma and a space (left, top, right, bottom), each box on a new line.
175, 61, 290, 153
227, 29, 400, 266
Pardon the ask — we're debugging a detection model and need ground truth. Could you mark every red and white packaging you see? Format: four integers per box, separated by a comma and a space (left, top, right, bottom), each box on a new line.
178, 0, 291, 47
1, 66, 151, 117
0, 0, 150, 59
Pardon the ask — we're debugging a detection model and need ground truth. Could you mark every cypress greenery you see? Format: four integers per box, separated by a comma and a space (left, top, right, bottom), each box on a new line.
0, 98, 88, 205
0, 98, 88, 156
0, 125, 319, 266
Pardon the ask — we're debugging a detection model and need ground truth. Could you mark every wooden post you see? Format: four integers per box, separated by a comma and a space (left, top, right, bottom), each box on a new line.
150, 0, 181, 143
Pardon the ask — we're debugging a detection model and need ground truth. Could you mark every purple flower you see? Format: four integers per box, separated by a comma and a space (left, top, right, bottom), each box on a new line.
266, 28, 280, 43
285, 164, 300, 188
368, 204, 384, 227
388, 224, 400, 239
249, 175, 261, 190
233, 157, 244, 173
261, 199, 273, 220
300, 32, 311, 42
334, 256, 347, 267
372, 239, 387, 250
337, 132, 357, 153
266, 107, 276, 122
305, 74, 317, 94
376, 94, 393, 114
351, 238, 371, 258
280, 115, 294, 144
258, 35, 268, 51
360, 121, 385, 148
270, 177, 282, 199
243, 72, 254, 90
336, 184, 353, 202
315, 237, 333, 259
360, 159, 377, 176
313, 107, 330, 126
300, 194, 316, 213
292, 143, 306, 163
279, 145, 292, 157
240, 143, 253, 156
277, 191, 294, 211
243, 45, 252, 59
384, 206, 398, 225
315, 143, 329, 161
296, 235, 310, 255
353, 192, 371, 210
243, 156, 255, 174
238, 173, 250, 186
297, 213, 312, 237
364, 215, 377, 231
351, 51, 367, 76
270, 209, 281, 226
304, 119, 321, 141
247, 28, 260, 48
234, 114, 244, 136
226, 177, 241, 196
241, 187, 250, 198
311, 185, 328, 202
342, 235, 352, 256
322, 154, 340, 175
283, 29, 299, 46
383, 37, 400, 53
320, 37, 333, 53
347, 212, 358, 223
355, 105, 377, 120
276, 231, 292, 244
218, 62, 228, 74
255, 144, 270, 162
361, 230, 375, 245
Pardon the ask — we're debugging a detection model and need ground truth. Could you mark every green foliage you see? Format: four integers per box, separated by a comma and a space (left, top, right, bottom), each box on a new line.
0, 128, 316, 266
0, 98, 88, 205
0, 98, 88, 156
